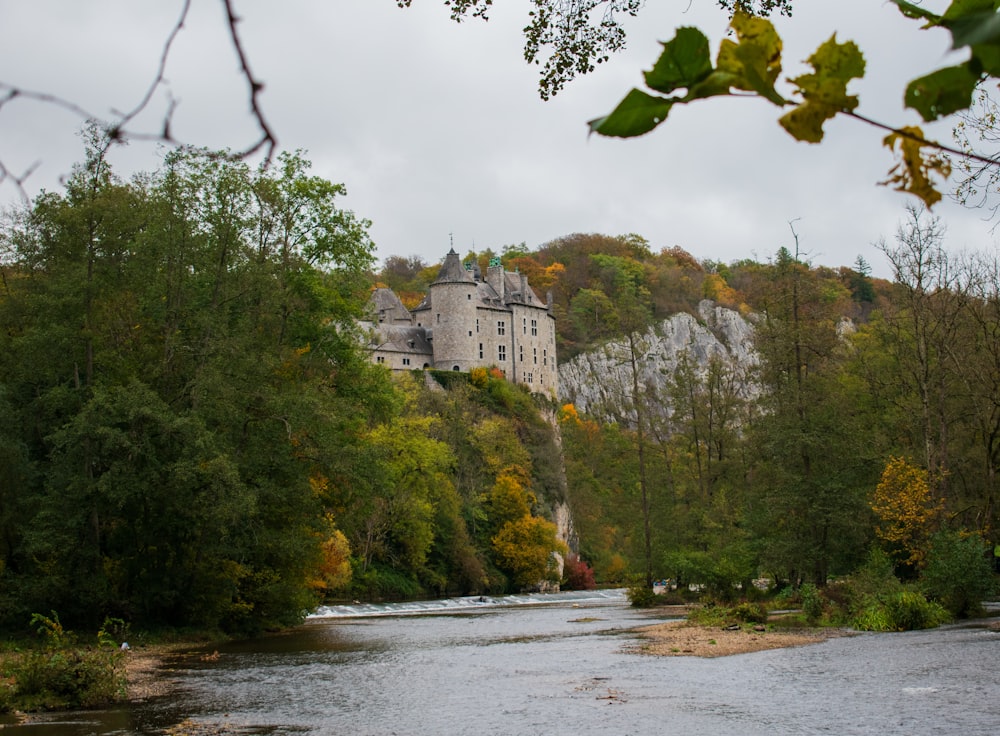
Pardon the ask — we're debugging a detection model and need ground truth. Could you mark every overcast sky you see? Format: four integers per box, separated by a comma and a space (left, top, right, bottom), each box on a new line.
1, 0, 995, 277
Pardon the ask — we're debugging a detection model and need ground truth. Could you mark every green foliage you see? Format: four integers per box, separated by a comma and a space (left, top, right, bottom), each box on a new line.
626, 580, 660, 608
799, 584, 824, 623
731, 601, 768, 624
0, 140, 379, 634
686, 603, 731, 627
663, 550, 754, 602
1, 614, 126, 712
920, 530, 996, 618
852, 590, 949, 632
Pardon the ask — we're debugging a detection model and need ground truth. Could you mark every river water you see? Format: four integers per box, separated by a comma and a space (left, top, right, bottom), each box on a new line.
4, 590, 999, 735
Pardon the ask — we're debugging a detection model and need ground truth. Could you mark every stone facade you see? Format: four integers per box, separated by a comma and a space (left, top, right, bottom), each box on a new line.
362, 249, 558, 396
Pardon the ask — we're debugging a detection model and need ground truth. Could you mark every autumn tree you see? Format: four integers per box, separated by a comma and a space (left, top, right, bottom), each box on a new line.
871, 456, 943, 573
492, 515, 567, 590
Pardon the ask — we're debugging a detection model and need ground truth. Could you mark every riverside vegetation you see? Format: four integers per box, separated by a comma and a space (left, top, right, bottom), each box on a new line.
2, 133, 1000, 712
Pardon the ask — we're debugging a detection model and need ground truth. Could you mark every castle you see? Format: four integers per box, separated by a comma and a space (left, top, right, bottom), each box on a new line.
362, 249, 558, 396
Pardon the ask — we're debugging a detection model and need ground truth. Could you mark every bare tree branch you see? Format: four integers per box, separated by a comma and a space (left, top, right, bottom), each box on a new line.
0, 0, 278, 201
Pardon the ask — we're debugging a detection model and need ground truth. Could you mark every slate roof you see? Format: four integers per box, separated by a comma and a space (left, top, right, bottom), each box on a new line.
368, 287, 413, 322
369, 323, 433, 355
432, 248, 475, 284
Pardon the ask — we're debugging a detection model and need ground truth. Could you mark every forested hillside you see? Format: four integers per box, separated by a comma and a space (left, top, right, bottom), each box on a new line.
379, 220, 998, 601
2, 137, 996, 637
0, 140, 569, 635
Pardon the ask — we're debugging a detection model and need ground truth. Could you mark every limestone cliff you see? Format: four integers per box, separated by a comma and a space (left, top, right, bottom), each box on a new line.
557, 300, 759, 424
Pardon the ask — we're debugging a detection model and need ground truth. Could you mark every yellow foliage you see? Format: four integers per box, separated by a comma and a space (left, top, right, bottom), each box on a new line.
871, 456, 943, 568
603, 553, 628, 584
881, 127, 951, 209
309, 472, 329, 496
702, 273, 739, 307
470, 366, 489, 387
488, 470, 535, 526
491, 515, 567, 589
558, 403, 580, 424
309, 515, 352, 593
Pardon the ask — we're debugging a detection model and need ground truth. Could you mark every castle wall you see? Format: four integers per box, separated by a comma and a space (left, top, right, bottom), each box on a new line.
509, 302, 558, 395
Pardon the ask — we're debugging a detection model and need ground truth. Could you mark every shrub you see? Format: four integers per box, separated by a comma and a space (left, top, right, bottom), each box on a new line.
686, 603, 730, 627
626, 582, 659, 608
1, 613, 127, 712
800, 584, 824, 623
562, 553, 597, 591
852, 590, 949, 632
920, 530, 996, 618
731, 601, 767, 624
885, 591, 950, 631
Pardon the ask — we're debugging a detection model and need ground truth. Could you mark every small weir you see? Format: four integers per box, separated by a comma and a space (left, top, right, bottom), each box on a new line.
309, 588, 628, 618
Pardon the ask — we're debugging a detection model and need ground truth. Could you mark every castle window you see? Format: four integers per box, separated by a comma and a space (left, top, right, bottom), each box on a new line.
376, 356, 385, 364
467, 294, 472, 300
531, 319, 537, 336
476, 319, 479, 333
523, 318, 527, 334
469, 331, 472, 337
497, 321, 505, 335
498, 345, 506, 361
533, 347, 537, 364
402, 358, 411, 366
436, 313, 440, 324
519, 345, 523, 362
479, 343, 483, 359
453, 365, 460, 371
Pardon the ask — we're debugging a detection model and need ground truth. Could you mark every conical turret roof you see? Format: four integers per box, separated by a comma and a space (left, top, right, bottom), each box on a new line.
432, 248, 475, 284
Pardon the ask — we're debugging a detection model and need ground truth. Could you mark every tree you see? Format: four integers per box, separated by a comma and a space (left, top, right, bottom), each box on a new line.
588, 2, 1000, 209
492, 515, 567, 590
0, 141, 381, 632
874, 206, 965, 502
871, 456, 943, 572
747, 243, 873, 585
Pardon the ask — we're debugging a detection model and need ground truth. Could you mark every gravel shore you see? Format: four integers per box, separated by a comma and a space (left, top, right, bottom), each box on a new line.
632, 620, 851, 657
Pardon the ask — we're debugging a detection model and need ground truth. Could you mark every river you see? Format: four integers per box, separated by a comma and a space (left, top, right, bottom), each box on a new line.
3, 590, 999, 735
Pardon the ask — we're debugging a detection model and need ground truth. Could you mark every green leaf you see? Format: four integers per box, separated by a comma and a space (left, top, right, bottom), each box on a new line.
643, 27, 713, 95
941, 0, 999, 23
779, 102, 834, 143
888, 0, 942, 23
905, 64, 981, 121
780, 35, 865, 143
948, 11, 1000, 47
972, 42, 1000, 75
722, 12, 787, 106
589, 89, 675, 138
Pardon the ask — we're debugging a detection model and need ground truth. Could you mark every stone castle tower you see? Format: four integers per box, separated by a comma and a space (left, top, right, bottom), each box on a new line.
362, 249, 558, 396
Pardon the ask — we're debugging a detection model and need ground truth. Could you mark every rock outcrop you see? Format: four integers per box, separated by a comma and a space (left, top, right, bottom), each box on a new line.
558, 300, 759, 425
